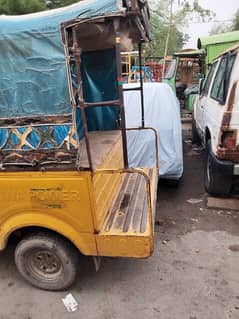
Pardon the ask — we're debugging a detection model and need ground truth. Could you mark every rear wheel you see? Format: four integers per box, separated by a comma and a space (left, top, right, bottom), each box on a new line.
204, 141, 230, 196
15, 232, 79, 291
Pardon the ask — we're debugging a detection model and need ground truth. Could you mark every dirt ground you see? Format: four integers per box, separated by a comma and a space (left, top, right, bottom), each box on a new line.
0, 126, 238, 319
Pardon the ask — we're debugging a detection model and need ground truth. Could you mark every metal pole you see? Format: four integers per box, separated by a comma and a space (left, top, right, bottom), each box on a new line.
138, 42, 145, 128
113, 18, 129, 168
72, 28, 93, 170
162, 0, 173, 77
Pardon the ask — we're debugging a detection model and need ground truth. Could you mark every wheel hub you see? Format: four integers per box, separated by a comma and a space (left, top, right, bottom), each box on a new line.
28, 249, 63, 279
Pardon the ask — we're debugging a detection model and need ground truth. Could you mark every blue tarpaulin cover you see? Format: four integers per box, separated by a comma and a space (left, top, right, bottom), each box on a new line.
0, 0, 121, 118
0, 0, 121, 152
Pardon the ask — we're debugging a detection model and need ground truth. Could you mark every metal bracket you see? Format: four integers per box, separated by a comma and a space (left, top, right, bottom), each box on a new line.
93, 256, 102, 272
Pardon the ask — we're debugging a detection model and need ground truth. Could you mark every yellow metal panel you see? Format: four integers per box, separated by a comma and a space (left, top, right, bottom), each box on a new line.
0, 213, 97, 255
0, 171, 97, 255
96, 235, 153, 258
93, 136, 124, 231
96, 167, 158, 258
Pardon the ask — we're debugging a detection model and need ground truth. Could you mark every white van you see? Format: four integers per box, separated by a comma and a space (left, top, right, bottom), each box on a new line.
193, 45, 239, 196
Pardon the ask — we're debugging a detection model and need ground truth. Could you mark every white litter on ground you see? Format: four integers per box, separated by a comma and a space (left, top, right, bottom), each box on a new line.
187, 198, 203, 204
62, 293, 78, 312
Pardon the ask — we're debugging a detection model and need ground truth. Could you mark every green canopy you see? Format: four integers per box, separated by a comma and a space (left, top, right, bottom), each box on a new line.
198, 31, 239, 49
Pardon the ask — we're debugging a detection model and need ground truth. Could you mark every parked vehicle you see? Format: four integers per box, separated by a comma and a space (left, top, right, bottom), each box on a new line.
163, 31, 239, 111
124, 82, 183, 181
193, 45, 239, 196
0, 0, 158, 291
162, 49, 205, 110
198, 30, 239, 68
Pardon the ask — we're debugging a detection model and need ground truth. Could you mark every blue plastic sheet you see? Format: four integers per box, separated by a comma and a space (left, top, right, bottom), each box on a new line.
0, 1, 121, 152
0, 0, 120, 118
81, 49, 119, 132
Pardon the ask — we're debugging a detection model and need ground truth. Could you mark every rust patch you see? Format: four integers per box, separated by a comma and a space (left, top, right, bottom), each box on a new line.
0, 149, 77, 167
0, 115, 72, 127
221, 112, 233, 130
221, 81, 237, 129
120, 193, 131, 210
217, 144, 239, 162
217, 81, 239, 162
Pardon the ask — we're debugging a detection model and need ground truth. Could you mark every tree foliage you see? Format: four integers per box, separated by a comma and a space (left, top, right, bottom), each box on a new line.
210, 9, 239, 35
232, 9, 239, 31
209, 24, 230, 36
146, 0, 214, 57
0, 0, 46, 14
46, 0, 80, 10
0, 0, 80, 15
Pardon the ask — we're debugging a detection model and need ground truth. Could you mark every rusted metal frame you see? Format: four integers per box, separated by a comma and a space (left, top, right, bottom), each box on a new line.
94, 167, 153, 235
126, 127, 159, 170
129, 0, 139, 11
62, 28, 77, 109
113, 17, 129, 168
0, 162, 79, 172
138, 42, 145, 128
62, 27, 84, 171
84, 100, 121, 108
61, 11, 126, 32
134, 16, 148, 42
125, 6, 150, 41
72, 27, 93, 171
0, 115, 72, 127
1, 160, 73, 167
123, 87, 141, 92
140, 2, 151, 39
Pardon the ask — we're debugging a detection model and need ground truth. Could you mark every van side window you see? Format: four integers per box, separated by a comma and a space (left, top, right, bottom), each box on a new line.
210, 54, 236, 103
202, 62, 217, 96
211, 57, 227, 102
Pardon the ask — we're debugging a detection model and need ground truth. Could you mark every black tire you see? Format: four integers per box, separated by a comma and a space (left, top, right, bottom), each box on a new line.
15, 232, 79, 291
191, 118, 201, 145
204, 141, 230, 196
159, 177, 181, 187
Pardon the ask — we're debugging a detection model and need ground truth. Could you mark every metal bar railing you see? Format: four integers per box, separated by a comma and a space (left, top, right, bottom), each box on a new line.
113, 17, 129, 169
138, 42, 145, 128
84, 100, 121, 108
72, 28, 93, 170
126, 127, 159, 170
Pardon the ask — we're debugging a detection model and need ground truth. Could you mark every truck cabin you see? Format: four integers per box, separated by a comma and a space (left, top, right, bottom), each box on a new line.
162, 49, 205, 109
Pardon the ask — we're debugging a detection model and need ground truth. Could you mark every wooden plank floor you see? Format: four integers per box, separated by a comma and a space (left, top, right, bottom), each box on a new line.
103, 169, 154, 234
79, 131, 121, 169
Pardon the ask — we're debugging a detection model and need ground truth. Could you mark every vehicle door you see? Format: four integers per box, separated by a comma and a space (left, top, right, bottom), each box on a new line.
195, 61, 218, 138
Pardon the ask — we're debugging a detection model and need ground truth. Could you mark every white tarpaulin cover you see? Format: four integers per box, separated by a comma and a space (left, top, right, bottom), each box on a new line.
124, 82, 183, 180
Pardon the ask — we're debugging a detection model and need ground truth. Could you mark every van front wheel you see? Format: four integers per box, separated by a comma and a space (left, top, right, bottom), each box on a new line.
15, 232, 79, 291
